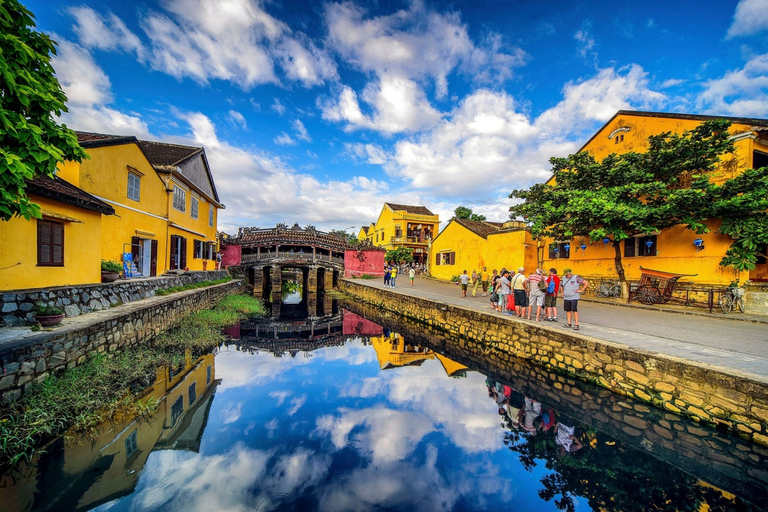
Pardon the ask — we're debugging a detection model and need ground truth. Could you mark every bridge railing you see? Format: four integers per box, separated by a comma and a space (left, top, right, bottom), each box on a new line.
241, 251, 344, 265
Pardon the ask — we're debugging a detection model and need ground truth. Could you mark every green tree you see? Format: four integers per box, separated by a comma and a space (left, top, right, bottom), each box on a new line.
454, 205, 486, 221
0, 0, 86, 221
385, 246, 413, 264
509, 120, 735, 296
328, 229, 358, 245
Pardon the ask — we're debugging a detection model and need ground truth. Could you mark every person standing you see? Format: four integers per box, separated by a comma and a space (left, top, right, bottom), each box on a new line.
384, 266, 391, 287
512, 267, 529, 318
560, 268, 589, 330
409, 267, 416, 286
390, 266, 398, 288
545, 268, 560, 322
527, 268, 546, 321
498, 270, 512, 314
471, 270, 480, 297
481, 267, 490, 296
460, 270, 470, 297
489, 269, 500, 310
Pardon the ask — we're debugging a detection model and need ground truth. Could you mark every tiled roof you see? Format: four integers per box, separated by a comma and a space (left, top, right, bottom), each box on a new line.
138, 140, 203, 167
76, 131, 137, 148
385, 202, 435, 216
454, 219, 503, 239
233, 226, 350, 251
27, 175, 115, 215
360, 226, 369, 234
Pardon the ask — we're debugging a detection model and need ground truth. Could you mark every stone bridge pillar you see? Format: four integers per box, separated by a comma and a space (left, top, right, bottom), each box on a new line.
271, 266, 282, 295
306, 267, 318, 293
322, 266, 333, 291
252, 267, 264, 298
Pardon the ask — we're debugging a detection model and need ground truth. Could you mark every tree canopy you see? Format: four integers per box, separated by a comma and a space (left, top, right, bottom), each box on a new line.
328, 229, 358, 245
385, 246, 413, 264
508, 120, 738, 289
0, 0, 86, 221
454, 206, 486, 221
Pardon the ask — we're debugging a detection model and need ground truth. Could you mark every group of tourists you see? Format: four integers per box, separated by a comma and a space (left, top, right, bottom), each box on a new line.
384, 264, 417, 288
462, 266, 589, 330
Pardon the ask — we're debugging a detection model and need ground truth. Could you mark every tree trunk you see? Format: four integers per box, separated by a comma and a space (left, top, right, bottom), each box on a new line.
614, 242, 629, 298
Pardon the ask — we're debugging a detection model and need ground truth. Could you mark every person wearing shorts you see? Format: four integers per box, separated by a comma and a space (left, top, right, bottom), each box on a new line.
560, 268, 589, 330
512, 267, 529, 318
498, 270, 512, 314
459, 270, 470, 297
527, 268, 545, 321
545, 268, 560, 322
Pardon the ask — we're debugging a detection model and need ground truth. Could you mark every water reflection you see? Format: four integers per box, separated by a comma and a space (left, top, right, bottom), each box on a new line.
1, 302, 766, 512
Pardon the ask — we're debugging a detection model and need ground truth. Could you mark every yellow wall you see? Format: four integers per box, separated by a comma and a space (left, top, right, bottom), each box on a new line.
367, 205, 439, 262
0, 195, 103, 290
429, 221, 536, 281
539, 113, 768, 286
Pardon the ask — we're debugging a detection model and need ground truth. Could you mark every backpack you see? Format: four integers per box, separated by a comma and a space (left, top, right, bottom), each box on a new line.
538, 278, 547, 292
547, 278, 556, 294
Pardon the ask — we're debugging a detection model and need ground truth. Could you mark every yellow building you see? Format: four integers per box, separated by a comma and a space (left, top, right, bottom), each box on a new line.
429, 218, 537, 281
537, 111, 768, 286
64, 132, 224, 275
361, 203, 439, 264
0, 175, 115, 290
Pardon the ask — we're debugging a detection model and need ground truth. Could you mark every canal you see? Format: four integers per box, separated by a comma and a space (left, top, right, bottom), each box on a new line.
1, 291, 766, 511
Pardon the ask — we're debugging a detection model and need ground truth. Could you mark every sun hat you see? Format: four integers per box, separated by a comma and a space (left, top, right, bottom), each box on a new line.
563, 268, 572, 275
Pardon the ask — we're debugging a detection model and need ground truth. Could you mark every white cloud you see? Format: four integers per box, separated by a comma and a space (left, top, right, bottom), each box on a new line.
293, 119, 311, 142
138, 0, 336, 89
273, 132, 296, 146
272, 98, 286, 115
727, 0, 768, 38
574, 20, 596, 63
228, 110, 247, 129
52, 38, 150, 137
696, 53, 768, 117
68, 6, 145, 59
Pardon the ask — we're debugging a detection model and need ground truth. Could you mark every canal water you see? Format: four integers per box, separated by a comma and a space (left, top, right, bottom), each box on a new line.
1, 293, 767, 511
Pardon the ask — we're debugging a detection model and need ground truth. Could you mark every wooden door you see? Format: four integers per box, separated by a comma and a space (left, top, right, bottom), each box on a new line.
180, 237, 187, 270
131, 236, 141, 274
150, 239, 158, 276
170, 235, 179, 270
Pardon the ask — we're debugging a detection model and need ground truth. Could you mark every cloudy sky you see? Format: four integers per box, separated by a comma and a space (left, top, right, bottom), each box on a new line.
29, 0, 768, 233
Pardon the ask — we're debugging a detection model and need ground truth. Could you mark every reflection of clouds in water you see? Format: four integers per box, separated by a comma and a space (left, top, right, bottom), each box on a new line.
215, 344, 315, 390
221, 401, 243, 424
316, 343, 378, 365
317, 406, 434, 463
287, 394, 307, 416
129, 445, 330, 512
340, 376, 386, 398
265, 418, 279, 438
268, 390, 291, 406
317, 444, 458, 512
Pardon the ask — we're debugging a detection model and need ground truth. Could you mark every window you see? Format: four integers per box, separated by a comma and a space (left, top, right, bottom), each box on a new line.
191, 196, 199, 219
209, 205, 214, 227
37, 220, 64, 266
127, 173, 141, 201
207, 242, 215, 260
188, 382, 197, 405
194, 240, 203, 259
207, 365, 212, 384
548, 242, 571, 260
754, 150, 768, 170
625, 235, 657, 257
435, 252, 455, 265
173, 186, 186, 212
170, 395, 184, 427
125, 430, 138, 459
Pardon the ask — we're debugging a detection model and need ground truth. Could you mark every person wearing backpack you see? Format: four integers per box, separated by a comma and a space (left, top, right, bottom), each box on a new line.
545, 268, 560, 322
528, 268, 546, 321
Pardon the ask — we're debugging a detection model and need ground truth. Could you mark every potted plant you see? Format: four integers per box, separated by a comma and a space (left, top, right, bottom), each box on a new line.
33, 303, 65, 327
101, 259, 122, 282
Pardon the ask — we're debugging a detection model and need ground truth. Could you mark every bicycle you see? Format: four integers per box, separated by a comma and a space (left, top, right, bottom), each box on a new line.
719, 287, 744, 314
595, 280, 621, 298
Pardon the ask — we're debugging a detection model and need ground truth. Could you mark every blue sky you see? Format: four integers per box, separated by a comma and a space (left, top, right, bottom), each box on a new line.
26, 0, 768, 233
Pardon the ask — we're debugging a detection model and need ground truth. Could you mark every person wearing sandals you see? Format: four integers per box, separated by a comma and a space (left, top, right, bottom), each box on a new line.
560, 268, 589, 330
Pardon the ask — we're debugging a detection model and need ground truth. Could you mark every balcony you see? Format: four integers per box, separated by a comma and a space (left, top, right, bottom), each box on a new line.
389, 236, 431, 246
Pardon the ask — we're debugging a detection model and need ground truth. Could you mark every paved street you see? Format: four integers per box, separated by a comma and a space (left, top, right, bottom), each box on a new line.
351, 276, 768, 383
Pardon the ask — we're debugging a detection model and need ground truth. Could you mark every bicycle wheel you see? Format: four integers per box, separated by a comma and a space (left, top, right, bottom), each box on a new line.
719, 294, 733, 314
595, 284, 606, 297
736, 297, 745, 313
610, 284, 622, 298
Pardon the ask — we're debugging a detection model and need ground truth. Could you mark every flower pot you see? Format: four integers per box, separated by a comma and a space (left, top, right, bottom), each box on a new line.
101, 271, 119, 283
35, 314, 64, 327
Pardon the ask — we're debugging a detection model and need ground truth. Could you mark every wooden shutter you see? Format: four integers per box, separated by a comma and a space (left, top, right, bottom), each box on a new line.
624, 238, 635, 257
150, 240, 158, 276
37, 220, 64, 266
180, 237, 187, 269
449, 252, 456, 265
435, 253, 441, 265
170, 235, 178, 270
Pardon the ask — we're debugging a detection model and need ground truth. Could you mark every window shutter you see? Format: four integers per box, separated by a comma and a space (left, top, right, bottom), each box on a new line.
435, 254, 440, 265
449, 252, 456, 265
548, 245, 556, 259
52, 223, 64, 265
38, 221, 51, 264
180, 237, 187, 269
625, 239, 635, 257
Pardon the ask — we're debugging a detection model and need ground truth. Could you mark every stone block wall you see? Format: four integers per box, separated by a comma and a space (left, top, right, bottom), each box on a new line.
342, 299, 768, 500
0, 280, 243, 403
1, 270, 230, 326
339, 279, 768, 446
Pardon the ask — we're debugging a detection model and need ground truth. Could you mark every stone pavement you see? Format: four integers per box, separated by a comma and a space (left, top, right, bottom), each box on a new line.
353, 276, 768, 383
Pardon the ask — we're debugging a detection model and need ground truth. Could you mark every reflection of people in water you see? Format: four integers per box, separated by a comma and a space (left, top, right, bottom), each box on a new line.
521, 396, 542, 434
506, 389, 525, 428
555, 416, 583, 455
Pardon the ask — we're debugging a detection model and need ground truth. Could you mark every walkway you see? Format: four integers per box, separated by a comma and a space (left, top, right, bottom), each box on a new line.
350, 276, 768, 383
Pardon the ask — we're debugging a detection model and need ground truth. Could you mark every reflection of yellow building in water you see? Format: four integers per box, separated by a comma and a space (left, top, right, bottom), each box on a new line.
371, 333, 467, 376
0, 353, 218, 512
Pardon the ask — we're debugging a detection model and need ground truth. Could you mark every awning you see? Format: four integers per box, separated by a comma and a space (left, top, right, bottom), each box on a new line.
41, 210, 84, 223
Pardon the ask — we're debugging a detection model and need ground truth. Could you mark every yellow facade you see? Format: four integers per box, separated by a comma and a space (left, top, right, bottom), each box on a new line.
0, 194, 104, 290
365, 203, 439, 264
429, 219, 537, 281
538, 111, 768, 286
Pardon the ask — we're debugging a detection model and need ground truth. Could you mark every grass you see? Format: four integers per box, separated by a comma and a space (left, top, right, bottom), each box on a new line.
155, 277, 233, 296
0, 292, 265, 469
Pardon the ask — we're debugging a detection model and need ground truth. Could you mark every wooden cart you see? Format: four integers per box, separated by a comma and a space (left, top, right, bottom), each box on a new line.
633, 267, 698, 305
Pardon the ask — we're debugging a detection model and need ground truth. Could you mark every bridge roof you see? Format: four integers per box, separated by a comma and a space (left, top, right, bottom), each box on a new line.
228, 224, 350, 251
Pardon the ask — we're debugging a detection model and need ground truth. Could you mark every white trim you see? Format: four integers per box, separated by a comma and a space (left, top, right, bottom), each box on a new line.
170, 222, 211, 239
729, 131, 756, 143
90, 194, 168, 221
170, 177, 189, 191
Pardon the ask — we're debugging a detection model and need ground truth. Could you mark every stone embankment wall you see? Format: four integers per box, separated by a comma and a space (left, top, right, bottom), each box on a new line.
0, 280, 243, 403
339, 280, 768, 446
1, 270, 230, 326
341, 299, 768, 502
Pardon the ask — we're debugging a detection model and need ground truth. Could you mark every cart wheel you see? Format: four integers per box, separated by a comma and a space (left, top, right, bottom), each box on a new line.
719, 294, 733, 314
636, 285, 661, 304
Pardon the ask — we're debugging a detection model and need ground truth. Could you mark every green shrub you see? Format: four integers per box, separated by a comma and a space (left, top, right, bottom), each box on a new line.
101, 260, 122, 273
33, 303, 63, 316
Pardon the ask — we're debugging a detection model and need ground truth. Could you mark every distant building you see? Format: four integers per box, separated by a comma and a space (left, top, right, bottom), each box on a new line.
361, 203, 439, 264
